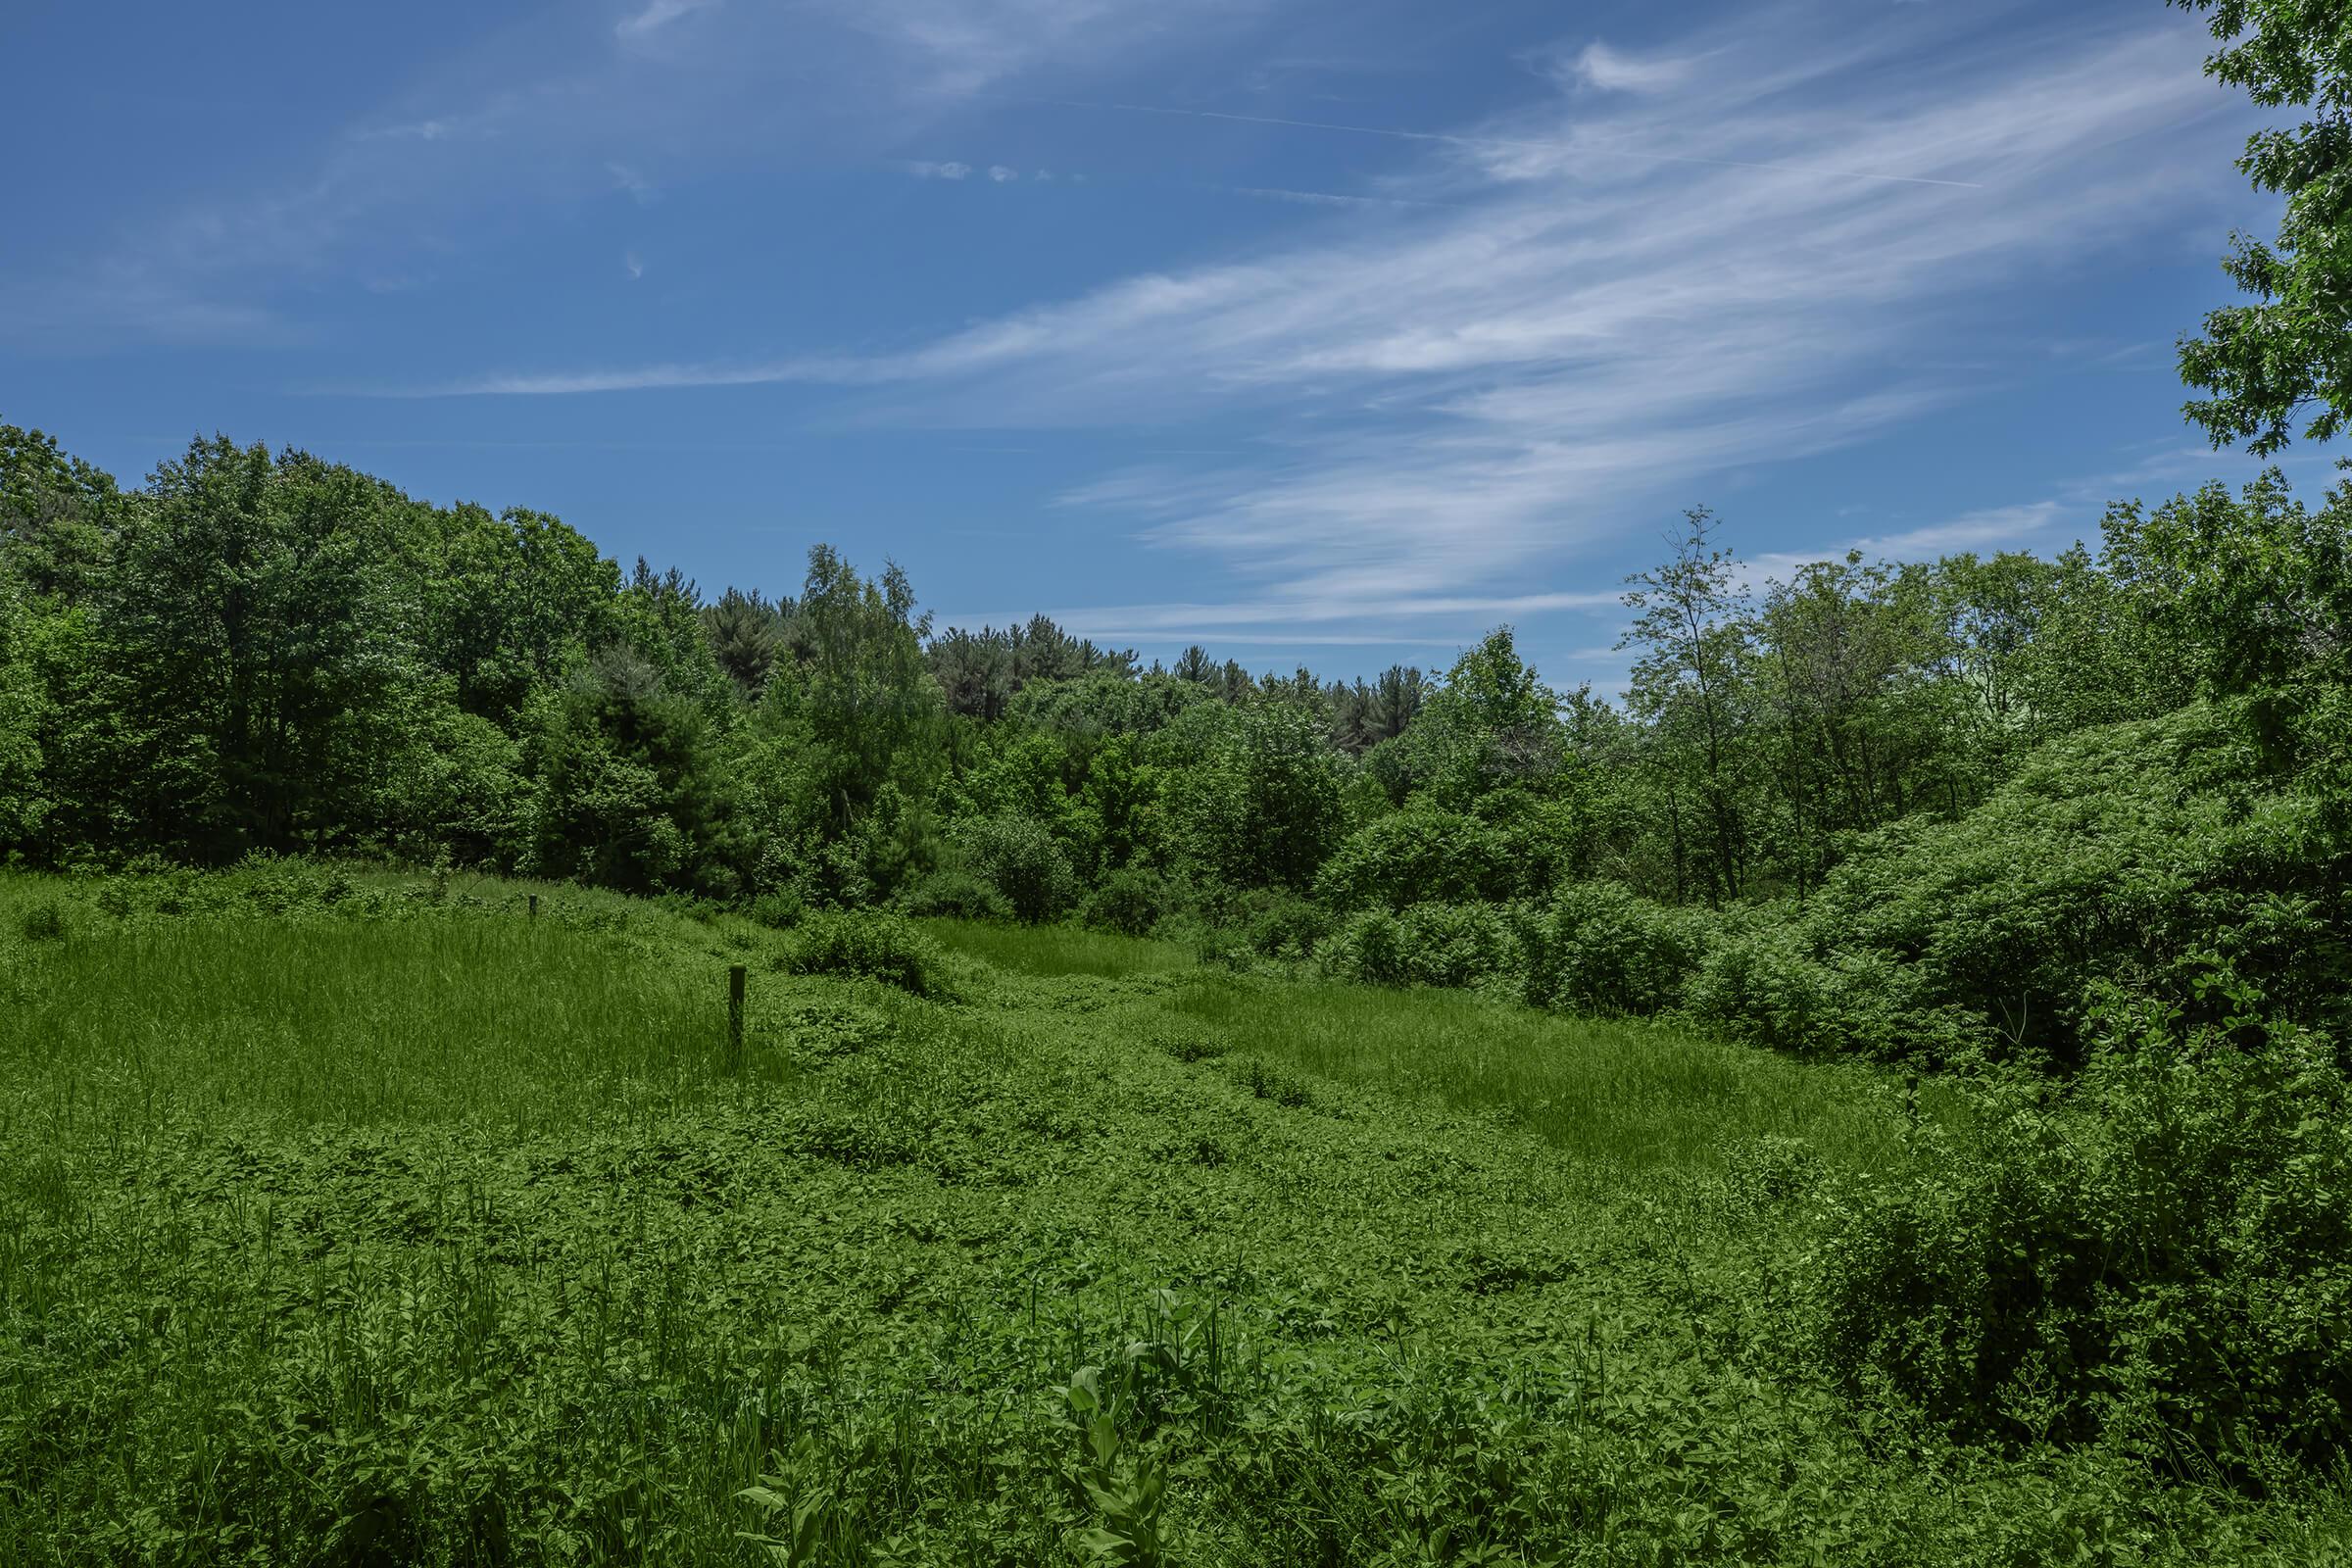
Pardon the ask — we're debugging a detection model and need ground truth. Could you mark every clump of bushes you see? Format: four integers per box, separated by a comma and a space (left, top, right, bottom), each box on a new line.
1082, 867, 1167, 937
91, 854, 391, 922
1314, 808, 1514, 911
1317, 886, 1703, 1009
1515, 881, 1708, 1016
1321, 901, 1518, 992
1680, 923, 1881, 1057
781, 909, 953, 998
1239, 890, 1330, 961
1783, 704, 2352, 1067
953, 815, 1079, 924
17, 899, 70, 943
747, 888, 806, 930
1818, 988, 2352, 1480
902, 866, 1011, 922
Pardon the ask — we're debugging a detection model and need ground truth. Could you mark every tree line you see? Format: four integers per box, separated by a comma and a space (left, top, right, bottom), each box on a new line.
3, 419, 2345, 1061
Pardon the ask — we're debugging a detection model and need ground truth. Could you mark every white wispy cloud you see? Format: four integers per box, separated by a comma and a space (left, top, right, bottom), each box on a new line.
1223, 184, 1458, 210
616, 0, 720, 42
623, 252, 645, 280
903, 160, 974, 179
609, 161, 657, 203
988, 164, 1020, 182
417, 5, 2242, 632
827, 0, 1261, 98
1743, 502, 2072, 587
1566, 42, 1699, 95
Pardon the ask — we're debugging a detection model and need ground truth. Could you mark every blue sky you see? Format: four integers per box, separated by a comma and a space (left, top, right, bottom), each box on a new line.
1, 0, 2334, 688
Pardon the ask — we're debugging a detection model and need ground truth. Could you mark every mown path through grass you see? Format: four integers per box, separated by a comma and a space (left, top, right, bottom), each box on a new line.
0, 870, 2343, 1565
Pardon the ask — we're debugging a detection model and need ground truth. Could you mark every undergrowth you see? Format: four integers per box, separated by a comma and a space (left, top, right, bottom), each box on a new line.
0, 865, 2345, 1565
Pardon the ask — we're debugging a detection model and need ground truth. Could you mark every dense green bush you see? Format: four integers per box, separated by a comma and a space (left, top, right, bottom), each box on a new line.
91, 853, 390, 921
1787, 703, 2350, 1066
1082, 866, 1167, 937
1679, 920, 1994, 1063
1515, 881, 1709, 1016
17, 898, 68, 943
903, 866, 1013, 921
1318, 906, 1410, 986
1321, 901, 1519, 992
1819, 993, 2352, 1479
1239, 889, 1331, 961
953, 814, 1079, 924
747, 888, 806, 929
1314, 808, 1513, 911
781, 910, 951, 997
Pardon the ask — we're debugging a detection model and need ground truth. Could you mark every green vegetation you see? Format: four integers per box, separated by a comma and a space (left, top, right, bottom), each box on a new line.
1164, 978, 1914, 1174
5, 2, 2352, 1556
5, 865, 2349, 1565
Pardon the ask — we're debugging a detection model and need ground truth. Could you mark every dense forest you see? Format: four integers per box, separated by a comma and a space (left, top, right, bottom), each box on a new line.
3, 422, 2347, 1074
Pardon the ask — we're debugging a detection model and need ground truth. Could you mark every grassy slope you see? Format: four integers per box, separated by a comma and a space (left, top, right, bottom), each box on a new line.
0, 871, 2343, 1565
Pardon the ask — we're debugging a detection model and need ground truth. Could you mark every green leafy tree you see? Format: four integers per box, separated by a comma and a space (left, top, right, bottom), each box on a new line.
703, 587, 788, 700
1160, 699, 1343, 890
526, 646, 758, 897
414, 503, 619, 725
2172, 0, 2352, 451
2101, 470, 2350, 737
765, 546, 941, 832
100, 437, 431, 858
1622, 509, 1759, 905
0, 561, 47, 847
0, 422, 119, 599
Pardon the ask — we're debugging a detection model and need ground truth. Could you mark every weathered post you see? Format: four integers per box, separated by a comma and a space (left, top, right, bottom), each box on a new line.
528, 894, 539, 920
727, 964, 747, 1073
1903, 1072, 1920, 1129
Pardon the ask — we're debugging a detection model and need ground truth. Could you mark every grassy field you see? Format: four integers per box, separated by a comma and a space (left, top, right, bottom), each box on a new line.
1, 864, 2345, 1565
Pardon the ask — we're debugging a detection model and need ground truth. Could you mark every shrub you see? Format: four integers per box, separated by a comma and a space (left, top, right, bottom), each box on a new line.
903, 867, 1011, 922
88, 856, 393, 923
954, 815, 1079, 924
1515, 882, 1708, 1016
1321, 901, 1518, 992
1396, 901, 1520, 990
1682, 920, 1996, 1062
747, 889, 805, 930
1314, 808, 1512, 911
1320, 907, 1409, 987
781, 910, 950, 998
1680, 923, 1844, 1054
17, 899, 68, 943
1818, 992, 2352, 1479
222, 853, 360, 913
1082, 867, 1166, 937
1241, 890, 1330, 961
1788, 702, 2352, 1067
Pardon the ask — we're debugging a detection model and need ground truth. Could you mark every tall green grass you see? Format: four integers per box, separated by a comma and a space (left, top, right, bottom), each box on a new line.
1, 905, 780, 1136
922, 916, 1197, 978
1166, 974, 1937, 1173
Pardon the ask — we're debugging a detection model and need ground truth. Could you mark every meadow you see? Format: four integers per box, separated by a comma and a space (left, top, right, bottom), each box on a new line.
2, 861, 2345, 1566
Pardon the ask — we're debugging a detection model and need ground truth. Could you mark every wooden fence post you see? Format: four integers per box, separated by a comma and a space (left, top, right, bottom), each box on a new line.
528, 894, 538, 920
727, 964, 747, 1072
